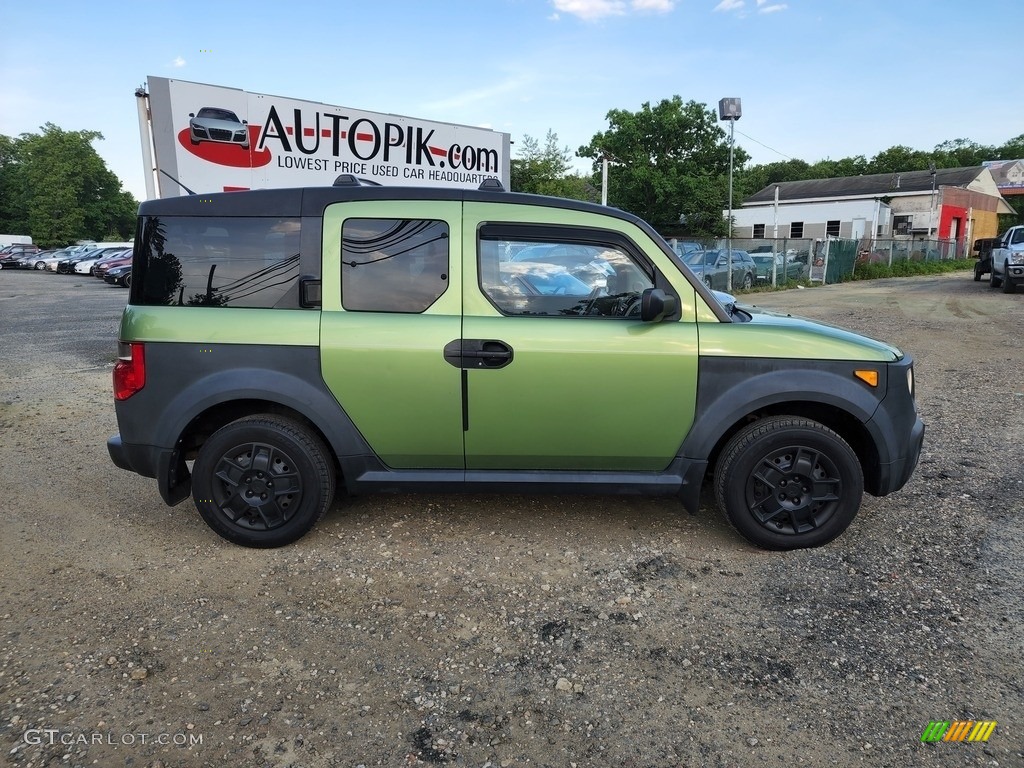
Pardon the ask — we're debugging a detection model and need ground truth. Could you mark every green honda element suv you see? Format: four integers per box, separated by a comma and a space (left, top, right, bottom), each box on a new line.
108, 178, 924, 550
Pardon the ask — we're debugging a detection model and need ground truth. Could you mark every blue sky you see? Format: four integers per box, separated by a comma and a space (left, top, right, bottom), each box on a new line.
3, 0, 1023, 200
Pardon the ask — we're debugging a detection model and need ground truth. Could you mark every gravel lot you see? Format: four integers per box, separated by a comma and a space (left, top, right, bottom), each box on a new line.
1, 269, 1021, 768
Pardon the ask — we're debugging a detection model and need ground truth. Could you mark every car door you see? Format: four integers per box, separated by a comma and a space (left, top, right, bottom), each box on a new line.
319, 200, 465, 469
459, 203, 699, 472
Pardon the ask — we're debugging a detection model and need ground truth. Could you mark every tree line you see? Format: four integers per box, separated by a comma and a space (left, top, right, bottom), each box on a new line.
4, 104, 1022, 248
513, 96, 1024, 236
0, 124, 137, 248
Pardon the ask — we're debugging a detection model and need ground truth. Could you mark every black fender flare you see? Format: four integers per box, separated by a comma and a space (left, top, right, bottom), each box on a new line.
679, 360, 886, 461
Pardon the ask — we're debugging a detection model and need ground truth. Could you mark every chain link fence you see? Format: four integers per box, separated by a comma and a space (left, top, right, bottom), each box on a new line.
666, 236, 967, 287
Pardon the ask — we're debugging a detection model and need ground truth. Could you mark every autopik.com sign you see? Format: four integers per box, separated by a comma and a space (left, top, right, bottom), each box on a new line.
144, 77, 510, 197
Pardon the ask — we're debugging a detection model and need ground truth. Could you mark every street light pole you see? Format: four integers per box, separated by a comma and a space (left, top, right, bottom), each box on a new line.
718, 98, 742, 291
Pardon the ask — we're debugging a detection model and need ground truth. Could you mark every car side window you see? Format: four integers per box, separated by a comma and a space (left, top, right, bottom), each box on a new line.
135, 215, 300, 308
1011, 228, 1024, 245
478, 228, 654, 318
341, 218, 449, 313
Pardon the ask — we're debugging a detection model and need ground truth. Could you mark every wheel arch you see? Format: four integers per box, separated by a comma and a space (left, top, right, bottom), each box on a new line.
681, 362, 887, 496
151, 366, 373, 497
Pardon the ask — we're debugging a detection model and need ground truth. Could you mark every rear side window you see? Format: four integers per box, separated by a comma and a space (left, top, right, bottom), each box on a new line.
134, 216, 300, 307
341, 218, 449, 313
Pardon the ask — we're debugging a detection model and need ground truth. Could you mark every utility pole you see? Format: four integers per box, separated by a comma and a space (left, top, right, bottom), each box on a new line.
718, 98, 742, 291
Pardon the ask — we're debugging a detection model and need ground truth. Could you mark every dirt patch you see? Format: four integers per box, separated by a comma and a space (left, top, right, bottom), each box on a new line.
1, 270, 1021, 767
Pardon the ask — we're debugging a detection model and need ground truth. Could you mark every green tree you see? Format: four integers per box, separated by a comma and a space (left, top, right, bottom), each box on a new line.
579, 96, 748, 234
0, 123, 137, 247
510, 130, 596, 201
931, 138, 993, 168
864, 145, 934, 174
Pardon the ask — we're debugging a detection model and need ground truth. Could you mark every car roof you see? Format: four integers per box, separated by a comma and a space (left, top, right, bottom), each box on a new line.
138, 185, 646, 227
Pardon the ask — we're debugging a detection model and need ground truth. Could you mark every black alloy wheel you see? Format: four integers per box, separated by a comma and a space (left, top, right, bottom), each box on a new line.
714, 417, 863, 550
192, 415, 335, 547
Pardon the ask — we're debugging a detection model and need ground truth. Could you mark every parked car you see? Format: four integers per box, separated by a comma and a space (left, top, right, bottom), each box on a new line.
108, 181, 923, 552
671, 241, 706, 259
989, 224, 1024, 293
103, 264, 132, 287
684, 249, 757, 290
13, 249, 58, 269
32, 249, 72, 271
189, 107, 249, 149
60, 246, 129, 275
89, 249, 132, 277
93, 252, 133, 280
0, 244, 40, 268
751, 251, 805, 284
973, 237, 998, 282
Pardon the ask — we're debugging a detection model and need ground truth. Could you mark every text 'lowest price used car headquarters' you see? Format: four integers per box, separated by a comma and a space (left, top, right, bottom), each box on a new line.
107, 178, 924, 550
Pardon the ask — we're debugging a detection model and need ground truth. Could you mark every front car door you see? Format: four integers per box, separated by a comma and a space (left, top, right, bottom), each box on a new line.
460, 202, 699, 471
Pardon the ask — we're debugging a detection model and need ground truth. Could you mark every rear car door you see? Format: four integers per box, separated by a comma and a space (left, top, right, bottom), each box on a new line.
319, 201, 465, 468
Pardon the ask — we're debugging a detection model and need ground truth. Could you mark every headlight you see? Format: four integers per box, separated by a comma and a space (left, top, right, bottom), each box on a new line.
1009, 251, 1024, 265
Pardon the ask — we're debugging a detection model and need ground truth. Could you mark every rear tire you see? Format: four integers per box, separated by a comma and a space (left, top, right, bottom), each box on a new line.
192, 415, 335, 548
714, 417, 863, 550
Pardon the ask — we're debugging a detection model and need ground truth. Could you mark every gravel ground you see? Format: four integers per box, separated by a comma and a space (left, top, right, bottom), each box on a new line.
0, 269, 1021, 768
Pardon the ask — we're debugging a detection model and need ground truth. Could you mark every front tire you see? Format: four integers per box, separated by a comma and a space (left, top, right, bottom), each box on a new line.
741, 273, 753, 289
974, 263, 982, 281
192, 415, 335, 548
990, 265, 1002, 289
714, 417, 864, 550
1001, 263, 1015, 294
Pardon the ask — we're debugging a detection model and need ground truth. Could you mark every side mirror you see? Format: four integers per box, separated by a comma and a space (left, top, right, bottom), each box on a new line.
640, 288, 677, 322
188, 113, 195, 118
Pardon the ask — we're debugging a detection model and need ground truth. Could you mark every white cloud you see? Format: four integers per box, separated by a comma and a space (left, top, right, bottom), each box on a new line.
552, 0, 626, 20
632, 0, 675, 11
171, 56, 186, 68
713, 0, 744, 12
419, 75, 535, 114
757, 0, 787, 11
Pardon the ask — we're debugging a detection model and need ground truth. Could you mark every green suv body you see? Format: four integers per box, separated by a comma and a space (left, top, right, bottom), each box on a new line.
108, 182, 924, 550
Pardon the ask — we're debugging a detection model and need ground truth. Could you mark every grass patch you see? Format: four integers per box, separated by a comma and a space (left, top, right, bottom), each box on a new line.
734, 259, 975, 295
851, 259, 974, 280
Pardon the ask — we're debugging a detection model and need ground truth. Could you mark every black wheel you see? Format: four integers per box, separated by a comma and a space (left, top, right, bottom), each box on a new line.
1001, 263, 1015, 294
990, 265, 1002, 289
123, 272, 131, 288
741, 273, 753, 289
714, 417, 863, 550
974, 264, 982, 281
704, 276, 713, 289
192, 415, 335, 548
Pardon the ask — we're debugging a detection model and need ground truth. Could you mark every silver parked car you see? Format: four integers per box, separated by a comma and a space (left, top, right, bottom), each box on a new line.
683, 249, 757, 290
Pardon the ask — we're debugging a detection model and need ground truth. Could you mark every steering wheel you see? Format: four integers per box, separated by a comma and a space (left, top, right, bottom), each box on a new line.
618, 294, 642, 317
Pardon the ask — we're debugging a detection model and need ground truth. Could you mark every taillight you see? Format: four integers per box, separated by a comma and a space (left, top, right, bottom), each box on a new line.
113, 342, 145, 400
